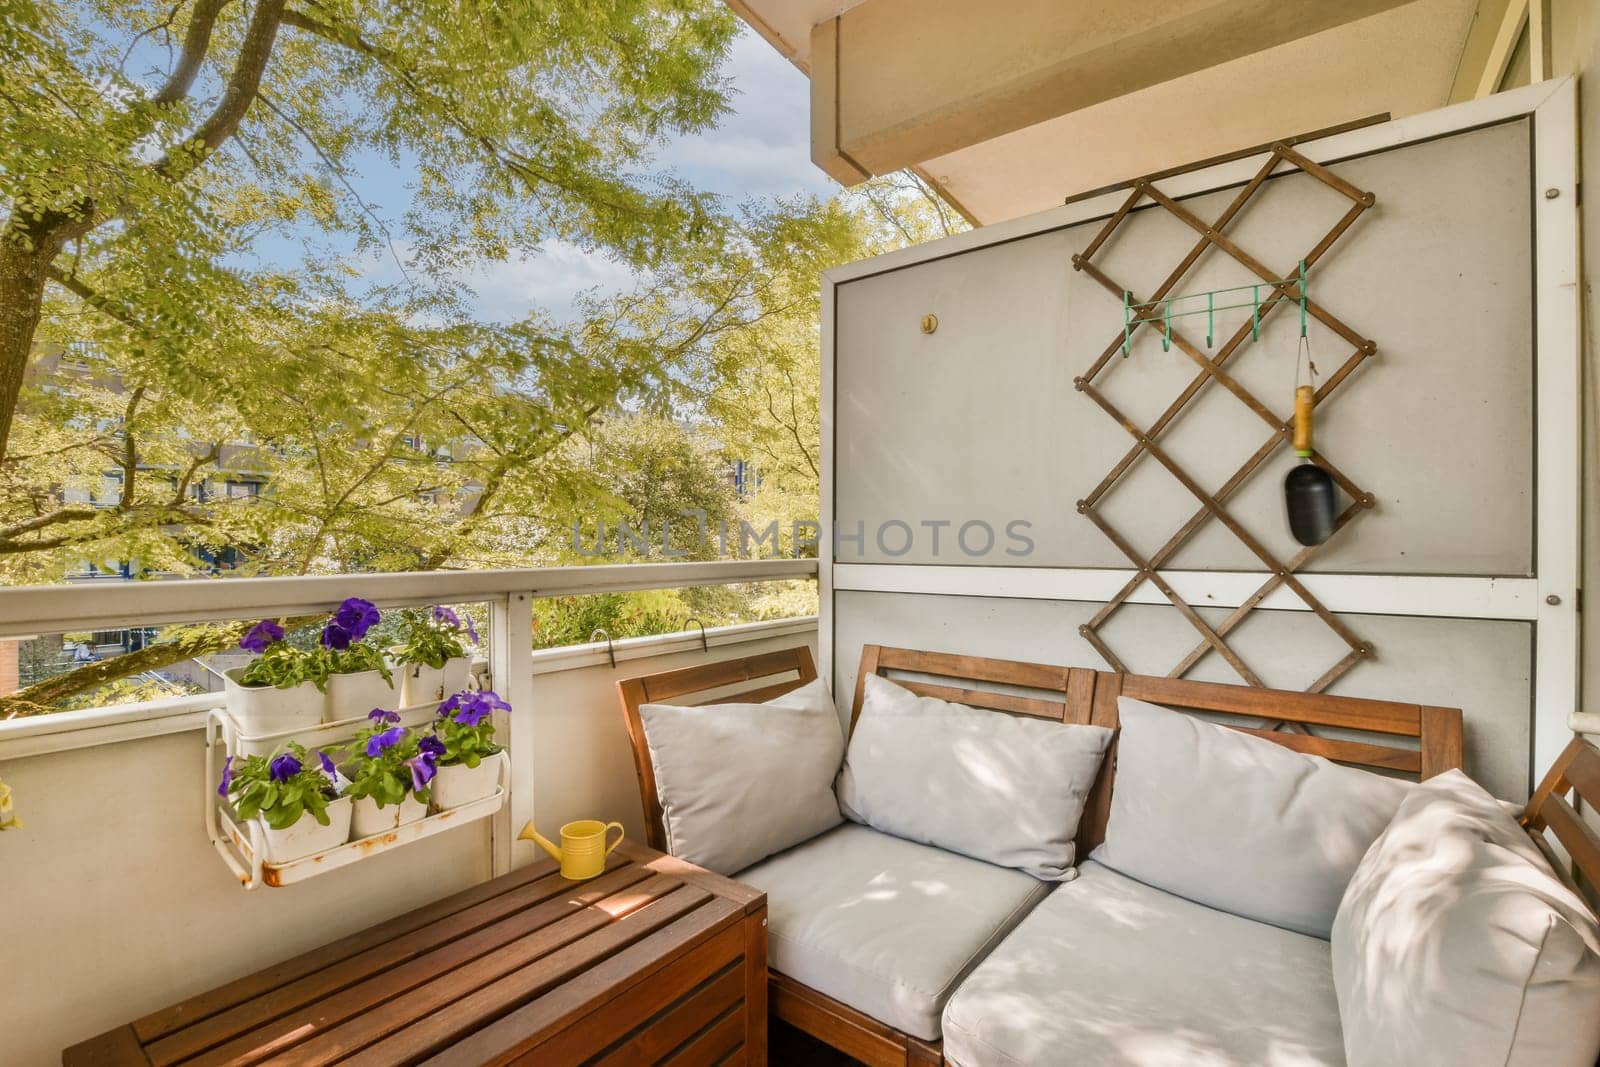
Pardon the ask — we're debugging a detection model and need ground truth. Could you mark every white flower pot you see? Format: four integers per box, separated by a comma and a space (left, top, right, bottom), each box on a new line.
431, 751, 505, 811
398, 655, 471, 708
258, 796, 352, 864
224, 668, 323, 735
324, 669, 396, 723
349, 793, 428, 839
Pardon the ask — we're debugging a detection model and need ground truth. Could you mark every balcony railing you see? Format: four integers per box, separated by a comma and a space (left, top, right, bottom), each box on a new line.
0, 558, 819, 1064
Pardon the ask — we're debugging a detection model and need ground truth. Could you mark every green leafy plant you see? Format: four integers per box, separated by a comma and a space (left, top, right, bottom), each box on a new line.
432, 690, 509, 769
237, 619, 329, 691
394, 607, 478, 670
219, 743, 340, 830
319, 599, 393, 683
344, 711, 435, 808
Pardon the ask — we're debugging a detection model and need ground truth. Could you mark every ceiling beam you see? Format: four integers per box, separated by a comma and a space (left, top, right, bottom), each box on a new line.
811, 0, 1423, 183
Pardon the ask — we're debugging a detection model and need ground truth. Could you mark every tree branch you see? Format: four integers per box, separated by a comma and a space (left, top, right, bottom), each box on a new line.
153, 0, 286, 183
151, 0, 234, 106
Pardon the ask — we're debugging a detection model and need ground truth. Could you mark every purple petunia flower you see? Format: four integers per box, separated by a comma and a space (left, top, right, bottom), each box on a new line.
240, 619, 284, 653
217, 755, 234, 798
419, 734, 447, 759
320, 622, 353, 650
432, 605, 460, 628
333, 597, 380, 642
368, 708, 401, 724
441, 689, 510, 727
404, 752, 438, 792
317, 750, 336, 777
269, 752, 302, 782
365, 725, 407, 757
464, 615, 479, 645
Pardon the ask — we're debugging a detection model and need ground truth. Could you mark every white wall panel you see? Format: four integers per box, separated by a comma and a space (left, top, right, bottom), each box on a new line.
834, 120, 1534, 575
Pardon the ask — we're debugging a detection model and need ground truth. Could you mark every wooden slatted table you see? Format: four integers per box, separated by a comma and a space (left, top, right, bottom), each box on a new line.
64, 843, 768, 1066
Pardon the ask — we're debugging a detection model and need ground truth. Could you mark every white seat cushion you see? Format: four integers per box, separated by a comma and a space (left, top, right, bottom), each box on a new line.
734, 822, 1049, 1040
942, 862, 1345, 1067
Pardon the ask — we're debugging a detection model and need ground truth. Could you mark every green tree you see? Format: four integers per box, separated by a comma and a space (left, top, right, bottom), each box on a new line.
0, 0, 737, 466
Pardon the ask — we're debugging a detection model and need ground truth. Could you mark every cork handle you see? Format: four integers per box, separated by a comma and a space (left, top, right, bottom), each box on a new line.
1293, 385, 1314, 457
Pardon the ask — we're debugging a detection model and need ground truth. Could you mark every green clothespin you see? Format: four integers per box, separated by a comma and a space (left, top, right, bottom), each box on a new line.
1206, 290, 1214, 348
1298, 260, 1308, 338
1251, 285, 1260, 341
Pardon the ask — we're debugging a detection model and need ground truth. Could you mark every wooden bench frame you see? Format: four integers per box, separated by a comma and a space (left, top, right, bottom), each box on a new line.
618, 643, 1471, 1066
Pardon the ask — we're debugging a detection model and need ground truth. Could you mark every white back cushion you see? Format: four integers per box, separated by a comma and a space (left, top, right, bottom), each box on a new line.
640, 677, 844, 875
1332, 769, 1600, 1067
836, 673, 1112, 880
1091, 696, 1411, 938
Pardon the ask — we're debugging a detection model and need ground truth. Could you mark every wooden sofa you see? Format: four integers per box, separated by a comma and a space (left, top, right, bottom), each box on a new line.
617, 643, 1504, 1066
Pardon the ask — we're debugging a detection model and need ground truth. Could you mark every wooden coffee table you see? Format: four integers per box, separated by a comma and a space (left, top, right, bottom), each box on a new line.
65, 842, 768, 1066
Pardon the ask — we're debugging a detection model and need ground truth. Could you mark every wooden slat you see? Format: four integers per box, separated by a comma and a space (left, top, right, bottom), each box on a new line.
769, 973, 907, 1067
894, 679, 1066, 720
691, 678, 808, 706
131, 856, 572, 1042
1079, 672, 1123, 854
640, 648, 813, 704
1119, 674, 1421, 735
1064, 668, 1096, 725
741, 909, 768, 1064
185, 875, 690, 1067
873, 647, 1070, 693
589, 964, 745, 1067
1562, 740, 1600, 810
628, 844, 766, 916
1524, 738, 1600, 891
287, 882, 715, 1067
479, 923, 744, 1066
618, 675, 668, 851
660, 1002, 745, 1067
1419, 705, 1465, 780
849, 644, 883, 733
1541, 795, 1600, 892
1224, 724, 1420, 773
150, 860, 649, 1063
62, 1024, 148, 1067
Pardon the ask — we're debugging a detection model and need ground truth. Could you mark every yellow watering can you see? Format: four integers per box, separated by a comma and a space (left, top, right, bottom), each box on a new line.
520, 818, 624, 880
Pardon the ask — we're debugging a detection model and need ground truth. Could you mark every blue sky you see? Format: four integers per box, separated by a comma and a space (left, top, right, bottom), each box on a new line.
256, 26, 837, 324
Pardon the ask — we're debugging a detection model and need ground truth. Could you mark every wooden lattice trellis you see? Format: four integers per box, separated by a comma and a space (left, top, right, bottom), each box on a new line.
1071, 144, 1379, 695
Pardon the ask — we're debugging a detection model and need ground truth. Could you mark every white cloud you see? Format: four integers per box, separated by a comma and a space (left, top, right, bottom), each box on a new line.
656, 28, 839, 203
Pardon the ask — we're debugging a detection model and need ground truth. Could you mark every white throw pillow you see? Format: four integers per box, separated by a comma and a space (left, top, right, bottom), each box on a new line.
1091, 696, 1411, 938
1332, 769, 1600, 1067
640, 677, 844, 875
835, 673, 1112, 880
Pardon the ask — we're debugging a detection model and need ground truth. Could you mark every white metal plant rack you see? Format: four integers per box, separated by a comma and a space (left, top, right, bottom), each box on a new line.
204, 706, 506, 890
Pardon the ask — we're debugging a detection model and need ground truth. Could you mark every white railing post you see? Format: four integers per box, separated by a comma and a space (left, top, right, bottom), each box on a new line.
489, 591, 535, 875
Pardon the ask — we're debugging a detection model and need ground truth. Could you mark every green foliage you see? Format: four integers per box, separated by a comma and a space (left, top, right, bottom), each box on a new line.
343, 721, 427, 808
392, 607, 472, 670
226, 743, 339, 830
0, 0, 965, 715
239, 640, 327, 691
323, 643, 391, 683
431, 716, 502, 770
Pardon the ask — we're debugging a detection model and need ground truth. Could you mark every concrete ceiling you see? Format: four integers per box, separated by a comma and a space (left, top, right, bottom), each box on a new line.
728, 0, 1480, 224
